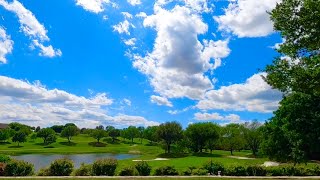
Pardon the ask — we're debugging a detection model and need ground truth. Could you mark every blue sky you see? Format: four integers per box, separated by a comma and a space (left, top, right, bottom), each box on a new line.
0, 0, 283, 128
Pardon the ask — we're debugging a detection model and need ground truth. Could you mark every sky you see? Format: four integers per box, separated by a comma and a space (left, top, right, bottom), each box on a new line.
0, 0, 283, 128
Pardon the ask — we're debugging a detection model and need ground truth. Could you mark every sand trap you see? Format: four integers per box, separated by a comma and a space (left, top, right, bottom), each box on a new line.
262, 161, 280, 167
228, 156, 255, 160
132, 158, 169, 162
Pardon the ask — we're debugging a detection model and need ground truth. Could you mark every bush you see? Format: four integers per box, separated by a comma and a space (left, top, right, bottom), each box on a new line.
73, 163, 92, 176
225, 165, 247, 176
192, 168, 208, 176
266, 164, 320, 176
119, 166, 138, 176
246, 165, 267, 176
4, 160, 34, 176
154, 166, 179, 176
203, 161, 224, 175
183, 166, 196, 176
48, 158, 74, 176
92, 158, 118, 176
0, 154, 11, 163
135, 161, 151, 176
0, 163, 6, 176
37, 167, 51, 176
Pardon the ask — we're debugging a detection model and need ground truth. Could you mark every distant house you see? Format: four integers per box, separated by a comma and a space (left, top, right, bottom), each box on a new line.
0, 123, 9, 129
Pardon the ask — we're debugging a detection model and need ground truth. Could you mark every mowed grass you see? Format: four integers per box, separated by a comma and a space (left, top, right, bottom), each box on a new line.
0, 134, 317, 174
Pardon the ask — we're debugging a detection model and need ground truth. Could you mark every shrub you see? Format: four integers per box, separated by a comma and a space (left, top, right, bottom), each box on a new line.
192, 168, 208, 176
0, 163, 6, 176
135, 161, 151, 176
119, 166, 137, 176
246, 165, 267, 176
48, 158, 74, 176
0, 154, 11, 163
154, 166, 179, 176
4, 160, 34, 176
203, 161, 224, 175
73, 163, 92, 176
37, 167, 51, 176
225, 165, 247, 176
183, 166, 197, 176
92, 158, 118, 176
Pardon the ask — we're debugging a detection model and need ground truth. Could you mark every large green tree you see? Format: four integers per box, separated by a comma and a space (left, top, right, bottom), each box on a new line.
12, 131, 27, 147
263, 0, 320, 162
157, 121, 183, 153
37, 128, 56, 145
61, 125, 79, 143
185, 122, 220, 153
221, 124, 245, 155
90, 129, 107, 143
243, 121, 263, 157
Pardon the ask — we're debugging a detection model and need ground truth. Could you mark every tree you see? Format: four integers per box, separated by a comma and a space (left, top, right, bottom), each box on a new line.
262, 0, 320, 162
0, 128, 13, 142
144, 126, 158, 143
37, 128, 56, 145
90, 129, 106, 143
96, 125, 104, 130
221, 124, 245, 155
126, 126, 139, 144
12, 131, 27, 146
108, 129, 120, 143
8, 122, 31, 135
185, 123, 220, 153
243, 121, 263, 157
137, 126, 145, 144
30, 133, 37, 142
157, 121, 183, 153
35, 126, 41, 132
50, 125, 64, 133
61, 126, 79, 143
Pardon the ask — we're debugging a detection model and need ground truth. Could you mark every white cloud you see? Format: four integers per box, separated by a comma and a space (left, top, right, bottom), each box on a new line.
122, 12, 133, 19
123, 98, 132, 106
124, 38, 136, 46
76, 0, 111, 13
197, 73, 282, 113
0, 76, 158, 128
32, 40, 62, 57
150, 95, 173, 107
214, 0, 280, 37
0, 0, 61, 57
194, 112, 241, 122
133, 5, 230, 100
136, 12, 147, 18
113, 20, 134, 35
127, 0, 141, 6
0, 27, 13, 63
184, 0, 212, 13
194, 112, 223, 120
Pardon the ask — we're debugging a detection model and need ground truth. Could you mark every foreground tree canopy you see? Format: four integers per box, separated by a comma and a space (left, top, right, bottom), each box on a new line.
263, 0, 320, 162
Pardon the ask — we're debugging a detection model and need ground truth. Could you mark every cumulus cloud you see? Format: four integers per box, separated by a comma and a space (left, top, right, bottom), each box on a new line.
113, 20, 134, 35
184, 0, 212, 13
124, 38, 136, 46
0, 0, 61, 57
214, 0, 280, 37
122, 12, 133, 19
127, 0, 141, 6
151, 95, 173, 107
133, 5, 230, 100
0, 76, 158, 127
75, 0, 113, 13
194, 112, 241, 122
196, 73, 282, 113
0, 27, 13, 63
136, 12, 147, 18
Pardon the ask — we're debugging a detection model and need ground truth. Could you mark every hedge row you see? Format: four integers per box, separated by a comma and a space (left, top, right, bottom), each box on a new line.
0, 155, 320, 176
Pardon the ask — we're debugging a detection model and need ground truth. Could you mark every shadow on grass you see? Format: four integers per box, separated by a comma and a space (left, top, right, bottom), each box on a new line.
8, 145, 23, 148
122, 141, 138, 145
192, 152, 223, 157
0, 142, 11, 145
44, 146, 55, 148
102, 137, 120, 144
88, 142, 107, 147
59, 142, 77, 146
157, 153, 189, 158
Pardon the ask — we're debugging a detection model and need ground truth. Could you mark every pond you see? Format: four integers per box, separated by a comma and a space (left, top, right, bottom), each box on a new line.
12, 153, 139, 171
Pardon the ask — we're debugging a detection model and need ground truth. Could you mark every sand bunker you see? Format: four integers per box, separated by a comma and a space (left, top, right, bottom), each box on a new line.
227, 156, 255, 160
132, 158, 169, 162
262, 161, 280, 167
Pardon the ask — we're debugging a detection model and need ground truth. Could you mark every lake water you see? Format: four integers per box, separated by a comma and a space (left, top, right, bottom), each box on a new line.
12, 153, 139, 171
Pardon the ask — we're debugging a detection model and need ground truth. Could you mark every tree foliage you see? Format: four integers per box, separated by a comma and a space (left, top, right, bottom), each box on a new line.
37, 128, 56, 145
157, 121, 183, 153
12, 131, 27, 146
61, 126, 79, 143
263, 0, 320, 162
90, 129, 107, 143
